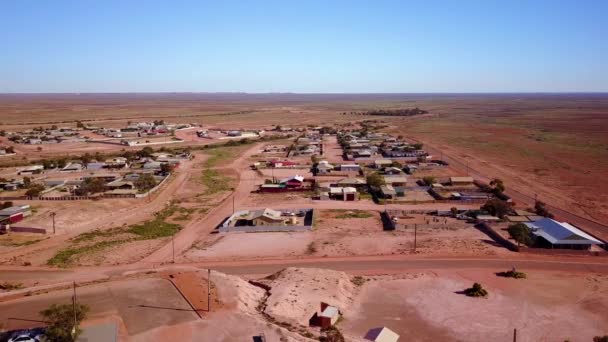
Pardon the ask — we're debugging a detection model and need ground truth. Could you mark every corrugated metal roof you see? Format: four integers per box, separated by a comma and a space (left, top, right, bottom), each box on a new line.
525, 218, 602, 245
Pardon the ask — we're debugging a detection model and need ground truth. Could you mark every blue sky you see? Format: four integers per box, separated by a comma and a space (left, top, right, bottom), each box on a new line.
1, 0, 607, 93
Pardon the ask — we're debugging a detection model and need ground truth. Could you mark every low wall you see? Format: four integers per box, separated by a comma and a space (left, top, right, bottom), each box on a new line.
475, 222, 520, 252
1, 225, 47, 234
519, 246, 607, 257
219, 225, 311, 233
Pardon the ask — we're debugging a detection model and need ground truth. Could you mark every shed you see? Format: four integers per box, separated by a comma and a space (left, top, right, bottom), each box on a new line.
524, 218, 603, 249
365, 327, 400, 342
309, 302, 340, 329
374, 159, 393, 168
450, 176, 474, 186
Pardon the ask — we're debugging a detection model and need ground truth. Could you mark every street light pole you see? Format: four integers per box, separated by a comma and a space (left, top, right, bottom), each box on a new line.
171, 232, 175, 263
207, 269, 211, 312
72, 281, 77, 338
50, 212, 56, 234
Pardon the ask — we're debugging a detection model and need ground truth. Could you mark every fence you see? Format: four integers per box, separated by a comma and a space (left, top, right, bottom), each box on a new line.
1, 225, 47, 234
475, 222, 520, 252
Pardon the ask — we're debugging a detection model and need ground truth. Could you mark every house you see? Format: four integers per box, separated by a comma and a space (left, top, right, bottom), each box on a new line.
61, 162, 83, 172
524, 218, 603, 250
105, 157, 129, 168
340, 164, 361, 172
309, 302, 340, 329
383, 176, 408, 187
334, 177, 367, 190
329, 187, 357, 201
26, 138, 42, 144
450, 176, 474, 186
316, 161, 334, 175
250, 208, 286, 226
365, 327, 400, 342
143, 161, 163, 170
0, 205, 32, 224
18, 165, 44, 175
380, 185, 397, 199
279, 175, 305, 188
382, 167, 404, 175
374, 159, 393, 168
106, 179, 136, 190
268, 160, 298, 168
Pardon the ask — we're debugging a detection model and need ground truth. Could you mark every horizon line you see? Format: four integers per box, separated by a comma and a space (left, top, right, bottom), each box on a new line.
1, 91, 608, 96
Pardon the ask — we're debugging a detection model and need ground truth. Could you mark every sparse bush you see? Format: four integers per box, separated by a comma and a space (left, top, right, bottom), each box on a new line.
319, 326, 345, 342
464, 282, 488, 297
40, 303, 90, 342
593, 336, 608, 342
306, 242, 317, 255
496, 269, 527, 279
422, 176, 436, 186
0, 281, 23, 291
351, 276, 366, 286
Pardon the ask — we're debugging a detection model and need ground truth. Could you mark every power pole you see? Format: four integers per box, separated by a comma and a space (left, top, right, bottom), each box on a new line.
71, 281, 77, 338
413, 224, 417, 252
232, 195, 235, 214
50, 212, 56, 234
207, 269, 211, 312
171, 232, 175, 263
513, 328, 517, 342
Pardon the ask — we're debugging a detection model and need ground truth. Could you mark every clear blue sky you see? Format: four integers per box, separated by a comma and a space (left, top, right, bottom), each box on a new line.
1, 0, 607, 93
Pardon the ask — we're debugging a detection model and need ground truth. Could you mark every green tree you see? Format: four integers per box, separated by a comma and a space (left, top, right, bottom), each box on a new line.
23, 176, 32, 188
80, 153, 93, 168
39, 303, 90, 342
450, 207, 459, 217
311, 155, 319, 164
534, 200, 554, 218
137, 146, 154, 158
75, 120, 85, 128
422, 176, 436, 186
25, 184, 45, 197
160, 163, 174, 174
75, 178, 105, 196
412, 143, 424, 150
135, 174, 157, 192
481, 199, 512, 218
366, 173, 385, 188
490, 178, 505, 193
508, 223, 534, 246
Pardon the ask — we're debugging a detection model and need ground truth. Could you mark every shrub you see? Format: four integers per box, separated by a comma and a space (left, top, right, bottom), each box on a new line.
496, 269, 527, 279
40, 303, 90, 342
481, 199, 512, 218
319, 326, 345, 342
464, 283, 488, 297
422, 176, 436, 186
351, 276, 366, 286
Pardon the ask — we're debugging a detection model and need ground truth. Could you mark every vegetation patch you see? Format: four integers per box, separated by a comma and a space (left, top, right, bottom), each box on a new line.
333, 210, 374, 219
201, 169, 233, 195
351, 276, 366, 286
0, 281, 23, 291
496, 269, 527, 279
49, 204, 183, 267
464, 283, 488, 297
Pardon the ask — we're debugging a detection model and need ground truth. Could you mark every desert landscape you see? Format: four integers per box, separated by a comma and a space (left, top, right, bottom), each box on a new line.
0, 93, 606, 341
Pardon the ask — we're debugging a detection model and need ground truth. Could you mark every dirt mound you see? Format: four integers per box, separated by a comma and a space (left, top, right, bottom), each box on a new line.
263, 267, 357, 326
212, 271, 266, 316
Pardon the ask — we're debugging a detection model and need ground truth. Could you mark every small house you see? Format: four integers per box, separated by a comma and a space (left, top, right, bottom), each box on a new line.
340, 164, 361, 172
61, 162, 83, 172
279, 175, 305, 189
382, 167, 404, 175
251, 208, 286, 226
329, 187, 357, 201
450, 176, 474, 186
365, 327, 400, 342
374, 159, 393, 168
0, 205, 32, 224
309, 302, 340, 329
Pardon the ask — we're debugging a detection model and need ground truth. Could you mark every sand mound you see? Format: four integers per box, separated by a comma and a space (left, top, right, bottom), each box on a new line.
263, 267, 357, 326
212, 271, 266, 315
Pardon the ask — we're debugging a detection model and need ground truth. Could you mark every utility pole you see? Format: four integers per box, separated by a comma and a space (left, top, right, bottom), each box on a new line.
71, 281, 77, 338
50, 212, 56, 234
413, 224, 417, 252
232, 195, 235, 214
207, 269, 211, 312
171, 232, 175, 263
513, 328, 517, 342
